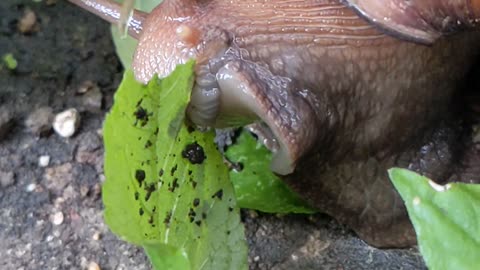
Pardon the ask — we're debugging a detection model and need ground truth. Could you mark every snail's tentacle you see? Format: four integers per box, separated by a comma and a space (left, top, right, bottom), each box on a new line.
67, 0, 147, 39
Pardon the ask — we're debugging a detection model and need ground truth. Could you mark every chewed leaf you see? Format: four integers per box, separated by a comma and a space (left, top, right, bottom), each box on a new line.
103, 63, 247, 270
226, 132, 316, 214
388, 168, 480, 270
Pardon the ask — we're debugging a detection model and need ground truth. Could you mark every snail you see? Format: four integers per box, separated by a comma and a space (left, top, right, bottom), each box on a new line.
68, 0, 480, 247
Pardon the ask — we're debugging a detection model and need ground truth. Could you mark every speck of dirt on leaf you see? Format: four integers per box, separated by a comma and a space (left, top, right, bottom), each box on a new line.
168, 178, 179, 192
133, 106, 151, 127
164, 211, 172, 227
159, 169, 164, 177
136, 98, 143, 107
188, 208, 196, 223
170, 164, 177, 176
193, 198, 200, 207
134, 192, 139, 200
135, 169, 146, 186
212, 189, 223, 200
182, 142, 206, 164
190, 179, 197, 188
144, 183, 156, 201
144, 140, 153, 148
195, 220, 202, 227
139, 208, 144, 216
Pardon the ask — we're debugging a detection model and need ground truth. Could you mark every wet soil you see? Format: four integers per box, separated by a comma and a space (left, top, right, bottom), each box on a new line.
0, 1, 426, 269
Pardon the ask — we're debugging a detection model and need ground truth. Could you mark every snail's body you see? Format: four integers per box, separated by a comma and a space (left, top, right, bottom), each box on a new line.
69, 0, 480, 247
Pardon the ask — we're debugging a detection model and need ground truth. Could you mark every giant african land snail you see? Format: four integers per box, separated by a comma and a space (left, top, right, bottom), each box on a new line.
68, 0, 480, 247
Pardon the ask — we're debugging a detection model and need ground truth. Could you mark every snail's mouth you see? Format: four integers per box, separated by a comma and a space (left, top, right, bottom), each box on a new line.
186, 72, 295, 175
187, 61, 318, 176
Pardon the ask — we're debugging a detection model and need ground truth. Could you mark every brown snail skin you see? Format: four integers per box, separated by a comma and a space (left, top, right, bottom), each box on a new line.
68, 0, 480, 247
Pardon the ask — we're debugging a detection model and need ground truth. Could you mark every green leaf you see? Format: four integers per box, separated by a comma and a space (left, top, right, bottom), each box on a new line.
103, 63, 247, 270
2, 53, 18, 70
144, 242, 190, 270
388, 168, 480, 270
111, 0, 163, 68
111, 27, 138, 68
226, 132, 316, 214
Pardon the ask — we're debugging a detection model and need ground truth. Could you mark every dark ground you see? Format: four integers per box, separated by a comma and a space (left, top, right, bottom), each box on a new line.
0, 1, 426, 269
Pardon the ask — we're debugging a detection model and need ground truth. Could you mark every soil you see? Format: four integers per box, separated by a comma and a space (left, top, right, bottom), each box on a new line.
0, 1, 426, 269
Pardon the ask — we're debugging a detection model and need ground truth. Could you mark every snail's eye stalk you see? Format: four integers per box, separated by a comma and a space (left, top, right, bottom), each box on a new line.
67, 0, 147, 39
119, 0, 136, 38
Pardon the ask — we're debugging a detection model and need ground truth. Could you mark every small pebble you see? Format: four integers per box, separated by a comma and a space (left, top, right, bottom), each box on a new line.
92, 232, 101, 241
88, 261, 101, 270
25, 107, 54, 136
77, 81, 102, 112
25, 183, 36, 192
51, 212, 64, 225
44, 163, 73, 192
54, 197, 65, 208
81, 87, 103, 112
96, 128, 103, 138
472, 125, 480, 143
76, 80, 96, 94
38, 155, 50, 167
18, 9, 37, 34
248, 210, 258, 219
91, 183, 102, 198
0, 170, 15, 188
80, 185, 89, 197
53, 109, 81, 138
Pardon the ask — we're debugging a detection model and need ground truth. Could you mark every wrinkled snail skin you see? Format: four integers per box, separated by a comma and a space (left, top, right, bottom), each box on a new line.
345, 0, 480, 44
68, 0, 480, 247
